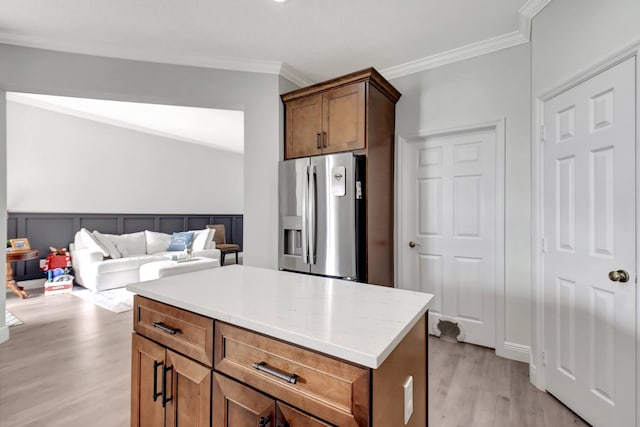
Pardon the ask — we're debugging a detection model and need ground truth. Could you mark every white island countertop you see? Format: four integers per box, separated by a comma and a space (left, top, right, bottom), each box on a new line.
127, 265, 433, 369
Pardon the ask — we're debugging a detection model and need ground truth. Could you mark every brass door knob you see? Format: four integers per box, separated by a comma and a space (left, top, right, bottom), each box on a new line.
409, 241, 420, 248
608, 270, 630, 283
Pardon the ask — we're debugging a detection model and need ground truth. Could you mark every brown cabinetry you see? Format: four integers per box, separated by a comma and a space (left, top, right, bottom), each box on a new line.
282, 68, 401, 286
285, 83, 366, 159
213, 373, 331, 427
132, 295, 427, 427
131, 334, 211, 427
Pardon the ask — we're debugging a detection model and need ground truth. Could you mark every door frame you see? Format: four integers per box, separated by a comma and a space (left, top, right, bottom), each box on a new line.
396, 119, 509, 358
531, 43, 640, 426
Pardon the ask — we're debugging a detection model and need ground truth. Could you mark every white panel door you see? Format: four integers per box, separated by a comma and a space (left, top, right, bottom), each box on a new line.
543, 57, 636, 427
401, 128, 497, 347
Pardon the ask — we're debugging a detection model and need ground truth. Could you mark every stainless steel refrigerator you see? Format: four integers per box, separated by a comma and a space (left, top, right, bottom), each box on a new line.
278, 152, 366, 281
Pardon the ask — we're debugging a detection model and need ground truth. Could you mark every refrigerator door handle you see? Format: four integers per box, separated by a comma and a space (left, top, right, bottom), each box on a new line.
301, 164, 309, 264
308, 164, 317, 264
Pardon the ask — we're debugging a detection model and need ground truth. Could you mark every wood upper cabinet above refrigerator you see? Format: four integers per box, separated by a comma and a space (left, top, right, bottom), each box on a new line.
282, 68, 399, 160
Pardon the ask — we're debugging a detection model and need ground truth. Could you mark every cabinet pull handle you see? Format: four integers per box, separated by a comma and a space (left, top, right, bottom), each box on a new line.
162, 365, 173, 407
152, 360, 163, 402
252, 361, 298, 384
316, 132, 321, 149
322, 130, 327, 148
259, 416, 272, 427
152, 321, 180, 335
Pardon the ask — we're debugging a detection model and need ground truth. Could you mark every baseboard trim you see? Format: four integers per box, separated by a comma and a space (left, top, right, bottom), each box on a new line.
529, 364, 537, 386
496, 341, 530, 363
0, 325, 9, 344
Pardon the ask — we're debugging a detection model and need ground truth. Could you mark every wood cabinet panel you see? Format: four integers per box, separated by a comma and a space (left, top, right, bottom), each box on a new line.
131, 334, 166, 427
276, 402, 333, 427
134, 296, 214, 366
213, 373, 275, 427
214, 321, 369, 427
322, 82, 365, 154
166, 350, 211, 427
286, 94, 323, 159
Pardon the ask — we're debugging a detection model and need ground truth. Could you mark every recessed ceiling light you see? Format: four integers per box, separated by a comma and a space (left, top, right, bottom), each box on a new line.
273, 0, 288, 3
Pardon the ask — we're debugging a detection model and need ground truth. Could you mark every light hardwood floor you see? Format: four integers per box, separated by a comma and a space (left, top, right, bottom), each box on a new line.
1, 290, 589, 427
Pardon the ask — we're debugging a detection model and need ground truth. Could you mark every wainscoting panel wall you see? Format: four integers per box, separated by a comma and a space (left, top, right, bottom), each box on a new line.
7, 212, 244, 282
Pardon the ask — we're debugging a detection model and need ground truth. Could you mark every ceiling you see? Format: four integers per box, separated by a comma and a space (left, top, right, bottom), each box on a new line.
0, 0, 546, 85
7, 92, 245, 153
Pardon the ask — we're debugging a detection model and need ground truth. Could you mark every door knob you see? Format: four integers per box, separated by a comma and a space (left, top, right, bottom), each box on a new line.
409, 241, 420, 248
608, 270, 630, 283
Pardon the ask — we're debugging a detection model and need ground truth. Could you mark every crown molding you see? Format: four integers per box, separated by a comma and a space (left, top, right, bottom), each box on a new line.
278, 63, 314, 88
7, 92, 244, 154
519, 0, 553, 38
0, 31, 283, 76
381, 0, 553, 81
381, 30, 528, 80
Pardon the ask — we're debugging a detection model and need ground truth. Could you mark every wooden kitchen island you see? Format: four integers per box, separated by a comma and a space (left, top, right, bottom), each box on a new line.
127, 265, 433, 427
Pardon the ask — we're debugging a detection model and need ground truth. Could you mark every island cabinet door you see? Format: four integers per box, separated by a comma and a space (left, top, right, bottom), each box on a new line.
165, 350, 212, 427
276, 401, 333, 427
131, 334, 165, 427
213, 373, 275, 427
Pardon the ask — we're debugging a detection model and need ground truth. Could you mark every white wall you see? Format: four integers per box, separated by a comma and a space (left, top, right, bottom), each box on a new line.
0, 92, 8, 343
532, 0, 640, 95
391, 44, 532, 356
7, 100, 243, 214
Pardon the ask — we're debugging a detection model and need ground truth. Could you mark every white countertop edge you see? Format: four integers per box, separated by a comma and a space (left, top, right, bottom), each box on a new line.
128, 285, 430, 369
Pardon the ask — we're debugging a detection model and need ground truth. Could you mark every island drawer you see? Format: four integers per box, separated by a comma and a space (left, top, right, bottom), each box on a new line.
214, 321, 370, 427
134, 295, 214, 367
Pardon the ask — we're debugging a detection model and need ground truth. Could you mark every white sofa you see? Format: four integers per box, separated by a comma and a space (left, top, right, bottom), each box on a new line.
70, 228, 220, 291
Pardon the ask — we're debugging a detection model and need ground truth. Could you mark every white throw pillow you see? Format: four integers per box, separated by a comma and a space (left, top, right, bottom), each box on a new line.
112, 231, 146, 257
206, 228, 216, 249
77, 228, 109, 257
145, 230, 171, 254
189, 229, 214, 252
93, 230, 122, 259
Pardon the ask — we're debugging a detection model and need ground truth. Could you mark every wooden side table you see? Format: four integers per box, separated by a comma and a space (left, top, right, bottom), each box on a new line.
6, 248, 39, 299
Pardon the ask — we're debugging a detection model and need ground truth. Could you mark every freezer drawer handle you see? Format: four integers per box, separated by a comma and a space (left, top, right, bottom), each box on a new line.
252, 361, 298, 384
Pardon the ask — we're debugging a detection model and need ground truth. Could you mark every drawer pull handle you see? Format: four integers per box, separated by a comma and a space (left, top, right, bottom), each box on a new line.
152, 321, 180, 335
252, 361, 298, 384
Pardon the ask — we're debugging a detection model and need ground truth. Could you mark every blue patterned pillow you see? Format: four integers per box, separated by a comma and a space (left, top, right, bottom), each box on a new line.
167, 232, 195, 251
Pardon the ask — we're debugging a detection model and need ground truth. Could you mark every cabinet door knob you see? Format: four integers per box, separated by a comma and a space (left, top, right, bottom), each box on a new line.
152, 360, 163, 402
409, 241, 420, 248
316, 132, 321, 149
259, 416, 272, 427
322, 130, 327, 148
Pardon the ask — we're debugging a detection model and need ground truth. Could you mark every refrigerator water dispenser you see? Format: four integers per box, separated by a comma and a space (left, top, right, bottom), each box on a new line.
282, 216, 302, 256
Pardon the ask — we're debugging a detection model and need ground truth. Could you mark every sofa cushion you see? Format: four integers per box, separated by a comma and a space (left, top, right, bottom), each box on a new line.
93, 230, 122, 259
94, 254, 166, 275
188, 229, 215, 251
76, 228, 109, 257
145, 230, 171, 254
111, 231, 147, 257
167, 232, 194, 251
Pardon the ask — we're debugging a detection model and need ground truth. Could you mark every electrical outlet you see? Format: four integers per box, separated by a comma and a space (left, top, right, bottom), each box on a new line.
403, 376, 413, 424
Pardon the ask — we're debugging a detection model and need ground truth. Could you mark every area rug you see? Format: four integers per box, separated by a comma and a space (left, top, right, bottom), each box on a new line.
5, 310, 23, 327
71, 287, 134, 313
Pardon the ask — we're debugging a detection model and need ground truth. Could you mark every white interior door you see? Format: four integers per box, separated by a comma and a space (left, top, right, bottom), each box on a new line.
542, 57, 636, 427
400, 128, 497, 347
